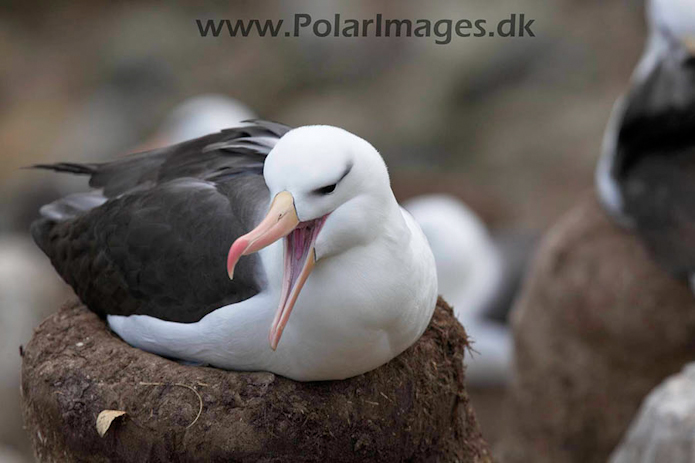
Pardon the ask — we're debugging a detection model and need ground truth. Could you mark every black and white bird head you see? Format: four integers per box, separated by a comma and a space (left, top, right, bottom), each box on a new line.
227, 125, 394, 350
629, 0, 695, 117
597, 0, 695, 223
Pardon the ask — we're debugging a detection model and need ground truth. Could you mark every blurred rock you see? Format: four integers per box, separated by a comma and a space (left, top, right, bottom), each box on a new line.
499, 192, 695, 463
610, 363, 695, 463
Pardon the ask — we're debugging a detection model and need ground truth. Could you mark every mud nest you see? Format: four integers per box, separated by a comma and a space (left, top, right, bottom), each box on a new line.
499, 192, 695, 463
21, 297, 491, 463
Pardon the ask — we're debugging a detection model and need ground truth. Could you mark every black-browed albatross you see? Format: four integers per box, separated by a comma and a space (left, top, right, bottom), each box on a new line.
596, 0, 695, 283
32, 121, 438, 381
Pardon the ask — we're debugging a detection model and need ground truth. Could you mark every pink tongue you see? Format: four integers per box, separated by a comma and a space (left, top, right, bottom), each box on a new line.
294, 228, 304, 261
282, 217, 327, 307
287, 224, 312, 289
270, 215, 329, 349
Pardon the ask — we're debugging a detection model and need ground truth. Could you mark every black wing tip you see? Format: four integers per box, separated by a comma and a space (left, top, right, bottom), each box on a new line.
28, 162, 97, 175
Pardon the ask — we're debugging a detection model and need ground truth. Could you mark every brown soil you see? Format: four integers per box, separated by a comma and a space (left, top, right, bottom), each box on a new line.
21, 297, 492, 463
498, 192, 695, 463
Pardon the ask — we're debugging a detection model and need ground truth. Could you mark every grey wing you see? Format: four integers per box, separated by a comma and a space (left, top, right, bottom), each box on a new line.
30, 120, 291, 320
32, 176, 269, 321
31, 120, 291, 198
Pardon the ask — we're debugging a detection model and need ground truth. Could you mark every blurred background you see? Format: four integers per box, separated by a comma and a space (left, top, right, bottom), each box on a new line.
0, 0, 645, 461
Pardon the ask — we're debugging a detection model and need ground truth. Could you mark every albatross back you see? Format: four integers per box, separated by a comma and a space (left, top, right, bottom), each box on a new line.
31, 121, 291, 322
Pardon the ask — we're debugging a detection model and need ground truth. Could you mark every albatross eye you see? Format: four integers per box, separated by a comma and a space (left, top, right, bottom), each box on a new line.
314, 183, 337, 195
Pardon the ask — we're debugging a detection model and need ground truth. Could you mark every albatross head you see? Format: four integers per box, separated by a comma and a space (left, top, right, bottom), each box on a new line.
226, 125, 394, 350
596, 0, 695, 222
628, 0, 695, 103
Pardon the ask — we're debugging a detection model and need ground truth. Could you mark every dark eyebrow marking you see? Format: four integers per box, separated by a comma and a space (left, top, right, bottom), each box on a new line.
337, 162, 353, 183
311, 162, 354, 195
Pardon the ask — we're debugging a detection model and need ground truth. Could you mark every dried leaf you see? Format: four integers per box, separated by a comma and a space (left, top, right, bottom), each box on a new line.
96, 410, 126, 437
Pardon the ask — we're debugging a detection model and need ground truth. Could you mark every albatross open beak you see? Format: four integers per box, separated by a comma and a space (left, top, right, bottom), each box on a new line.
227, 191, 328, 350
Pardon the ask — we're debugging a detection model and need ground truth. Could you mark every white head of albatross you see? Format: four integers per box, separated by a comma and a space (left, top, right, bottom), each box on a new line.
108, 125, 438, 381
228, 126, 416, 352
